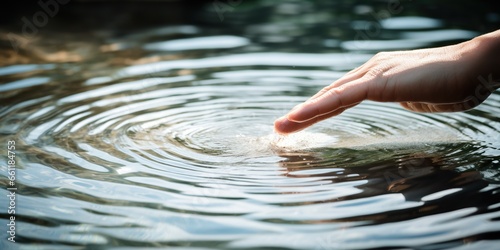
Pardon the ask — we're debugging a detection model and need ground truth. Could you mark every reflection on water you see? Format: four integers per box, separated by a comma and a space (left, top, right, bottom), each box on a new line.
1, 1, 500, 249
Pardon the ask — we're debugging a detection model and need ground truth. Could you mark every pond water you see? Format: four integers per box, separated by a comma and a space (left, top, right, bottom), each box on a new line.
1, 1, 500, 249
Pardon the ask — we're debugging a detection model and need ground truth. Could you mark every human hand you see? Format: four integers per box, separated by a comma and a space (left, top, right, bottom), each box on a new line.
274, 31, 500, 134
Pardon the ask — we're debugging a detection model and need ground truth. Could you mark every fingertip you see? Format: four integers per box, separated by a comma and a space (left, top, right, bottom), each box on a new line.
273, 116, 291, 135
274, 115, 313, 134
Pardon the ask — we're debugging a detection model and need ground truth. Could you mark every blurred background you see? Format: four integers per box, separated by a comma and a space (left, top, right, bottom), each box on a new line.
1, 0, 499, 65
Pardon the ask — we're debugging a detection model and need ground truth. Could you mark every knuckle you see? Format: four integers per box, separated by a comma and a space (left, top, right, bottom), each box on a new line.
366, 67, 385, 78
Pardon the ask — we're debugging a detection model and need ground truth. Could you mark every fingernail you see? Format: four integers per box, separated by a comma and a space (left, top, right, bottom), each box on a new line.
289, 99, 318, 122
287, 105, 310, 122
287, 110, 300, 122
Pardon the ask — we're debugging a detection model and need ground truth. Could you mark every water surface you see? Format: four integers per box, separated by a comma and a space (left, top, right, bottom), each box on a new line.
1, 1, 500, 249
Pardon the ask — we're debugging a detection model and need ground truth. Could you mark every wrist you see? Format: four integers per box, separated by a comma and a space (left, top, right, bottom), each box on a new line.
469, 30, 500, 81
457, 30, 500, 91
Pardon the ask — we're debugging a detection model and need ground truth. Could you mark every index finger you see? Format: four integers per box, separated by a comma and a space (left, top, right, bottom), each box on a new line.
286, 78, 370, 123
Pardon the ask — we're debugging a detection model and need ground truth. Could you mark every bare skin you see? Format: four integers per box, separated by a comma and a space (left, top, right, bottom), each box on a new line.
274, 29, 500, 134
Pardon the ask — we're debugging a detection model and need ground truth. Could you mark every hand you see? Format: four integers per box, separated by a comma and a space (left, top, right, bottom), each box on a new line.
274, 30, 500, 134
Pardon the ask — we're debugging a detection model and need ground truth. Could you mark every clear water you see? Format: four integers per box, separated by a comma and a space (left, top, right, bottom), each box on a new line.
1, 1, 500, 249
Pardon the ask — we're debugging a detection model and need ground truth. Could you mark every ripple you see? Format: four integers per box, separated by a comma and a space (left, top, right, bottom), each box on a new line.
0, 77, 50, 92
0, 64, 55, 76
1, 12, 500, 249
380, 16, 443, 30
341, 29, 478, 51
144, 35, 250, 51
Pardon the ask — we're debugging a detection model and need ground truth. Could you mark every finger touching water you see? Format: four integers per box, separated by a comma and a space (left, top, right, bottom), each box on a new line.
274, 80, 368, 134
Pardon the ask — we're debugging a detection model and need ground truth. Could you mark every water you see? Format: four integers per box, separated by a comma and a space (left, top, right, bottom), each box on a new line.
1, 1, 500, 249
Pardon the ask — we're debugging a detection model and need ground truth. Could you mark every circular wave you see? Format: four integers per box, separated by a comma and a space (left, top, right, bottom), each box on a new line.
2, 52, 499, 248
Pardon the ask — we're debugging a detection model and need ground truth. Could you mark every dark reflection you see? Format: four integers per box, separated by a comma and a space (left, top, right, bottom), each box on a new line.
278, 143, 498, 225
